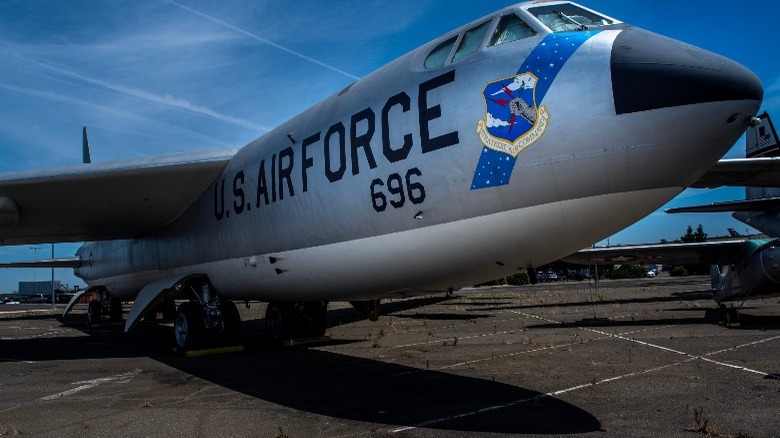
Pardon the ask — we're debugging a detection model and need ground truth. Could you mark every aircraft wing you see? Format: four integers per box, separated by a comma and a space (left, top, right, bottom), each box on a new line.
0, 257, 82, 268
691, 157, 780, 188
0, 149, 236, 245
667, 197, 780, 213
562, 239, 747, 266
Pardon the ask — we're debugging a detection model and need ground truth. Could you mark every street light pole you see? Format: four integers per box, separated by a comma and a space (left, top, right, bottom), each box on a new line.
51, 243, 55, 309
29, 245, 41, 282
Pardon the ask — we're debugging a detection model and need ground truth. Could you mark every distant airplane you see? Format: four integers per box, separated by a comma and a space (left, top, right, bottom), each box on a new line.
0, 1, 763, 350
565, 114, 780, 324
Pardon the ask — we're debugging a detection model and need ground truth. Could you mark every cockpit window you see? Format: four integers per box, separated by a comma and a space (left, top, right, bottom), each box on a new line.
452, 21, 491, 62
489, 14, 537, 46
528, 4, 613, 32
425, 36, 457, 69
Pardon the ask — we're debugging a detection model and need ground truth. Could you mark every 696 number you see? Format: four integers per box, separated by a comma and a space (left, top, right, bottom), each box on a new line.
370, 167, 426, 212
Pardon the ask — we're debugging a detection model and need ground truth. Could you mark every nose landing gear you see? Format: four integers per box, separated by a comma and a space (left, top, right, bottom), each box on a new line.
704, 304, 741, 327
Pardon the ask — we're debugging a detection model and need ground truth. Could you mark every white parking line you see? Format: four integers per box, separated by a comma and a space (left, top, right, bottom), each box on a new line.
439, 324, 674, 371
511, 309, 777, 376
389, 330, 516, 349
39, 370, 140, 401
389, 311, 780, 433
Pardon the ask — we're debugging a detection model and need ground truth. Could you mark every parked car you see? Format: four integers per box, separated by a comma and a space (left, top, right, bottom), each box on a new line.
546, 270, 558, 281
29, 294, 52, 303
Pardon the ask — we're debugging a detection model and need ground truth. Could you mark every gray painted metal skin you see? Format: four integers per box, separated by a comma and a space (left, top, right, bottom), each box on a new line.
0, 3, 765, 309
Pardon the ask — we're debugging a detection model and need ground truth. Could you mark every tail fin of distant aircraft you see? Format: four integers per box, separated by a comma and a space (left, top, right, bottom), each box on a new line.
746, 112, 778, 158
727, 228, 741, 237
82, 126, 92, 164
745, 113, 778, 201
669, 113, 780, 236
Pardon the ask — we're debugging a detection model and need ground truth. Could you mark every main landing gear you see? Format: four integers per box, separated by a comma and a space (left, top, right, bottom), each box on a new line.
173, 282, 241, 351
87, 289, 123, 326
264, 301, 327, 341
704, 304, 740, 326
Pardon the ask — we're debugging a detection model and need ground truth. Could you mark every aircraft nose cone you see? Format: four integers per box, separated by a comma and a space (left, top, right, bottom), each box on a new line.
611, 27, 763, 114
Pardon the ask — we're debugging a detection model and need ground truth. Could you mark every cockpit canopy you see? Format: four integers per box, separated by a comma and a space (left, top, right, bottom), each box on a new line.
423, 2, 618, 69
528, 4, 614, 32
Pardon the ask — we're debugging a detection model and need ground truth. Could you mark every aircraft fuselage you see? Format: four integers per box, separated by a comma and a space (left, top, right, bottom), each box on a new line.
73, 2, 763, 304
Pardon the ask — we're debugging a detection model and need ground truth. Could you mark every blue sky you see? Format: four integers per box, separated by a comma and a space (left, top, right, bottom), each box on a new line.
0, 0, 778, 293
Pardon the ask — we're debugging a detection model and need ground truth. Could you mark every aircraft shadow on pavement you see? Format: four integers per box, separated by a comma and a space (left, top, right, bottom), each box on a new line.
154, 345, 602, 435
391, 313, 493, 321
255, 295, 459, 330
526, 313, 780, 331
1, 318, 601, 434
477, 289, 716, 313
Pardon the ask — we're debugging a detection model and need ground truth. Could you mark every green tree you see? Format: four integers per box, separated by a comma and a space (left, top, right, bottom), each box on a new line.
681, 224, 707, 243
676, 224, 708, 275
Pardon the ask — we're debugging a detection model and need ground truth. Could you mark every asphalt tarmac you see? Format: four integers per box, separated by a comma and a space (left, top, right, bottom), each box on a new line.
1, 276, 778, 437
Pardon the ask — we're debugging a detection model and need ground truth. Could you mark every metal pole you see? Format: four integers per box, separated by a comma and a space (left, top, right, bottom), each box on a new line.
29, 246, 41, 296
51, 243, 55, 309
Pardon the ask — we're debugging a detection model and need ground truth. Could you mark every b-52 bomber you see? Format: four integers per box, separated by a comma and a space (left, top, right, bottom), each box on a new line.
0, 1, 763, 350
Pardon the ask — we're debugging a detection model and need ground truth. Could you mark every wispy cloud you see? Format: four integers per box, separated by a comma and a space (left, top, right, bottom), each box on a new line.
27, 58, 269, 133
0, 82, 236, 158
163, 0, 360, 81
769, 76, 780, 92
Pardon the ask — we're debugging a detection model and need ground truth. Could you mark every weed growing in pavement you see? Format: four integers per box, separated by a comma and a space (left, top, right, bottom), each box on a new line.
685, 405, 717, 436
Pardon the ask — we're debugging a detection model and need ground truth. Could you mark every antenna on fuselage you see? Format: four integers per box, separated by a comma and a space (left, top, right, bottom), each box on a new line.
82, 126, 92, 164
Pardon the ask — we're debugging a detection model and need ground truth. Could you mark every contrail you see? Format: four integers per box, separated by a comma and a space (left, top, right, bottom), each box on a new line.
0, 82, 236, 148
163, 0, 360, 81
29, 60, 270, 132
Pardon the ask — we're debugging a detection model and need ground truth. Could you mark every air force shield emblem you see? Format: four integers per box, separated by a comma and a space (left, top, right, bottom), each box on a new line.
476, 72, 550, 159
470, 30, 601, 190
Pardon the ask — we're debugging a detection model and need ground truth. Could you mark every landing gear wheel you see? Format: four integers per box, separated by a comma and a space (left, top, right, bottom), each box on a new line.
293, 302, 313, 337
220, 300, 241, 343
174, 302, 204, 351
265, 302, 292, 341
725, 308, 740, 326
87, 300, 102, 326
306, 301, 327, 337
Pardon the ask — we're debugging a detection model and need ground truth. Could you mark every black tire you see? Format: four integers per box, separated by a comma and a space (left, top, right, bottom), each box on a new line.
725, 308, 740, 326
265, 302, 293, 341
174, 302, 203, 351
221, 300, 241, 343
306, 301, 328, 338
87, 300, 102, 326
293, 302, 311, 338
